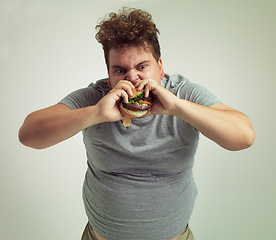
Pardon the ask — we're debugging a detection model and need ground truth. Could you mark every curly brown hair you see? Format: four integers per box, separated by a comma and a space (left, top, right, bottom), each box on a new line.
95, 7, 161, 68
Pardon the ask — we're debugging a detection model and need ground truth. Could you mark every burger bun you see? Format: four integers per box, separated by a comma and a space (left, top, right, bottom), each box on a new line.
119, 102, 148, 118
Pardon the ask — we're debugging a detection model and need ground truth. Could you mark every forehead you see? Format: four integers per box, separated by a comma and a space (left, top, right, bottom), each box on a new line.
109, 45, 155, 67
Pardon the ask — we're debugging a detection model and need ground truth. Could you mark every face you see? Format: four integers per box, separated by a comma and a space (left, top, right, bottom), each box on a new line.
107, 45, 164, 88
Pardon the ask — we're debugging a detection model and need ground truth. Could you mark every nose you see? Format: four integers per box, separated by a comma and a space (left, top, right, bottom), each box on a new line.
125, 69, 140, 83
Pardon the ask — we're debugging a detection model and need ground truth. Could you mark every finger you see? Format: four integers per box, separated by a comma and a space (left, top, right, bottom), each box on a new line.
115, 80, 134, 96
109, 88, 128, 103
135, 79, 146, 90
135, 79, 149, 93
137, 79, 152, 97
119, 89, 129, 103
115, 84, 133, 97
144, 82, 152, 97
123, 85, 134, 97
116, 80, 135, 89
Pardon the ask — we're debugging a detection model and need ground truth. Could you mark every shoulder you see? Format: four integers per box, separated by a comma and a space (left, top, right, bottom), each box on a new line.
161, 73, 189, 88
59, 78, 110, 109
88, 78, 111, 95
161, 73, 191, 95
161, 73, 220, 105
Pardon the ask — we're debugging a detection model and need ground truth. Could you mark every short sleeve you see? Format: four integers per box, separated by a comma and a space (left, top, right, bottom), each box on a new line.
180, 80, 221, 107
59, 78, 111, 109
163, 74, 221, 107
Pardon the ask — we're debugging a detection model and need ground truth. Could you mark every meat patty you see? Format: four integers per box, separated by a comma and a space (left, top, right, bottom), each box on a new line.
122, 92, 155, 111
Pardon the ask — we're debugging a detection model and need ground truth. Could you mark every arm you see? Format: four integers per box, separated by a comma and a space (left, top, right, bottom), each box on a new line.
137, 79, 255, 151
18, 103, 101, 149
171, 101, 255, 151
19, 88, 130, 149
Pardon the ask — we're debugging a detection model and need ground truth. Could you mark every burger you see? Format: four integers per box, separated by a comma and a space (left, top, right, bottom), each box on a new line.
119, 89, 155, 127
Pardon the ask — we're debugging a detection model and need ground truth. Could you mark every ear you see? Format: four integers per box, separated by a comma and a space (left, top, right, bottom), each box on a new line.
158, 58, 165, 79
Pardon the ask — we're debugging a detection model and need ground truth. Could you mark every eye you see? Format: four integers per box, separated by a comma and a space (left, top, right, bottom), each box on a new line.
114, 69, 126, 75
138, 64, 148, 70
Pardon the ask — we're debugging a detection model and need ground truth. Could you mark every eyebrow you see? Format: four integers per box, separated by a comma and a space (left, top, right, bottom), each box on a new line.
111, 60, 150, 69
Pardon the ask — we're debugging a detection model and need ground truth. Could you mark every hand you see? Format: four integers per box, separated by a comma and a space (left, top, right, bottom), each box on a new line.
96, 80, 135, 123
135, 78, 180, 116
111, 80, 135, 99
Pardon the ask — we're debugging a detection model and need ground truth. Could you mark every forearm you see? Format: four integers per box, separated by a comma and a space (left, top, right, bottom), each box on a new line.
19, 104, 102, 149
171, 99, 255, 151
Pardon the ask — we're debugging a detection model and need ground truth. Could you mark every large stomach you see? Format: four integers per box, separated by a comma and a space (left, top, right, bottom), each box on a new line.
82, 165, 198, 240
83, 116, 199, 175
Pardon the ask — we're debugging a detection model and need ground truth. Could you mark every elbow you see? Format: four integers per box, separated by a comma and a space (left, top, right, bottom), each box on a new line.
18, 126, 46, 150
226, 127, 255, 151
19, 136, 46, 150
18, 126, 29, 147
242, 114, 255, 149
239, 122, 255, 150
234, 113, 255, 150
18, 114, 34, 148
18, 127, 33, 149
18, 113, 49, 150
243, 127, 255, 149
230, 115, 255, 151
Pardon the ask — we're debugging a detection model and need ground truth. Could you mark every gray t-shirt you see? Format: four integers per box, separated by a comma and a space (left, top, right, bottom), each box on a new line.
60, 74, 220, 240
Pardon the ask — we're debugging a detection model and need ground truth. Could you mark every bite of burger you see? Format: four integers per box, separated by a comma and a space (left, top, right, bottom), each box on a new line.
119, 89, 155, 127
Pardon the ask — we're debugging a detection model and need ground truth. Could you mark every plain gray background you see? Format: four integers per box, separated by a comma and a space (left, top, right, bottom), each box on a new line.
1, 0, 275, 239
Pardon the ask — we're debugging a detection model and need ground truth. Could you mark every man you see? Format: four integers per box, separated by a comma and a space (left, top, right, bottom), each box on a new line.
19, 7, 255, 240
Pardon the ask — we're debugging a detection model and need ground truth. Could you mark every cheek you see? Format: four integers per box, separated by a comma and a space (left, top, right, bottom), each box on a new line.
108, 79, 112, 88
108, 71, 115, 88
108, 76, 121, 88
151, 66, 164, 80
108, 79, 115, 88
